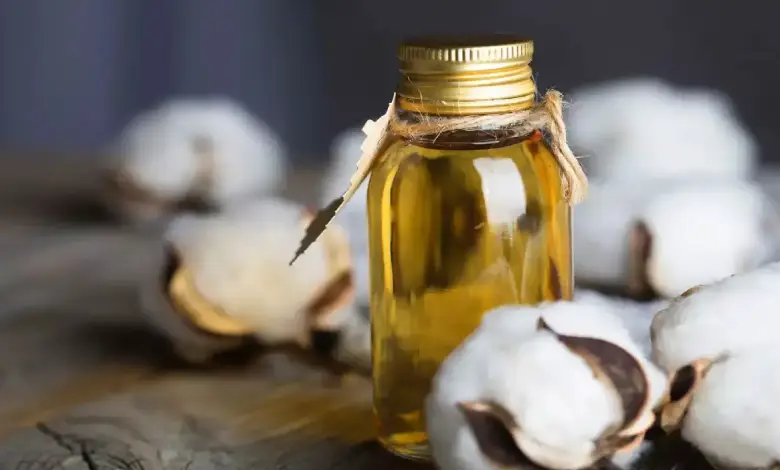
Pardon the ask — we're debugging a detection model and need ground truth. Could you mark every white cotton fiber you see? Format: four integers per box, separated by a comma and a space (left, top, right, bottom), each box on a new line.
639, 180, 776, 298
568, 77, 757, 182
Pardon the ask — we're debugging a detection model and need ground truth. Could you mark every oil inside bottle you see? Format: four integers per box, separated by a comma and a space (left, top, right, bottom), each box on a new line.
366, 130, 573, 460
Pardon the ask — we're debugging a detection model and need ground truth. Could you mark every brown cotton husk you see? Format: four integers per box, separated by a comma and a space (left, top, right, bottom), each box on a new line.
626, 224, 706, 302
458, 397, 645, 470
290, 90, 588, 265
627, 221, 656, 300
457, 400, 546, 470
659, 358, 717, 434
537, 318, 653, 445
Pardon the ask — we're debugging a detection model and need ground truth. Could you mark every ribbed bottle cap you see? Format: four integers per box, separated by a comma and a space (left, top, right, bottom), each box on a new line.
396, 36, 536, 115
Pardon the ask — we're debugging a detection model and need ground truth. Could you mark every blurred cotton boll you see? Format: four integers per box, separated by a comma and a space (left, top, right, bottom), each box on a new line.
321, 127, 370, 307
105, 97, 287, 224
138, 197, 365, 367
568, 77, 758, 182
573, 178, 778, 299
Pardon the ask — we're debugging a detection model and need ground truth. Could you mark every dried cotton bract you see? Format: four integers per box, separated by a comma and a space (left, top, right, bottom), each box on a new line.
139, 198, 368, 368
659, 348, 780, 470
426, 300, 668, 470
106, 97, 286, 223
320, 128, 370, 307
567, 78, 757, 182
651, 268, 780, 469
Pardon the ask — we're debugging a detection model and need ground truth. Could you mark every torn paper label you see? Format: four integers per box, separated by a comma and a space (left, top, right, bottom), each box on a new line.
290, 94, 397, 265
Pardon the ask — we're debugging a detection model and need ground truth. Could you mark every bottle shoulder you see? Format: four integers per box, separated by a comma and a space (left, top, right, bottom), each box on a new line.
377, 131, 554, 163
371, 133, 559, 186
367, 131, 565, 208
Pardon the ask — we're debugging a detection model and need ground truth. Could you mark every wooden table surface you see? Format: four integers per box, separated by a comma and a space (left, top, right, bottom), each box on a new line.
0, 158, 429, 470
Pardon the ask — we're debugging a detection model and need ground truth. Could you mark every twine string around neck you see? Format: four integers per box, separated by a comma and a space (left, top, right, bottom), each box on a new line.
388, 89, 588, 204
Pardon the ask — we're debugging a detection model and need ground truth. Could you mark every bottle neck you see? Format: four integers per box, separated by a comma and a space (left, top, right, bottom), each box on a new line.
391, 106, 536, 150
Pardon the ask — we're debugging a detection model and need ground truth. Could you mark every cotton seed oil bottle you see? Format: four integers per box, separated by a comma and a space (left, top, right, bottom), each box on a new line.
366, 36, 574, 460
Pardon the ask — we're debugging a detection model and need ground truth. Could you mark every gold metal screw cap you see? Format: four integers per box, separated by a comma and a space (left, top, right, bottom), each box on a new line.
396, 35, 536, 115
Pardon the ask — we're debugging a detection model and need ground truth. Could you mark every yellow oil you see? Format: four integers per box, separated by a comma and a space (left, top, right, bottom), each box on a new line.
366, 130, 573, 460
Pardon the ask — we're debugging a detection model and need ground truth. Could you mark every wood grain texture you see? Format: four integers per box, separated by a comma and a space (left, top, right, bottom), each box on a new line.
0, 160, 430, 470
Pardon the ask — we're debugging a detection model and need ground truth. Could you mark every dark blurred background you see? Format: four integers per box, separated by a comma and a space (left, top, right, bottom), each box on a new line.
0, 0, 778, 164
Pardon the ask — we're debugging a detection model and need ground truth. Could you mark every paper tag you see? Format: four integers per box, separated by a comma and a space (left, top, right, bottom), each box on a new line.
289, 94, 397, 265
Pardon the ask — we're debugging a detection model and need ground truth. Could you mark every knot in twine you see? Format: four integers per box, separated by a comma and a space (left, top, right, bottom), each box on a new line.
388, 90, 588, 204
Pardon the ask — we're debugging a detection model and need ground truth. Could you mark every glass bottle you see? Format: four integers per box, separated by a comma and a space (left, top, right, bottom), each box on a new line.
366, 36, 574, 460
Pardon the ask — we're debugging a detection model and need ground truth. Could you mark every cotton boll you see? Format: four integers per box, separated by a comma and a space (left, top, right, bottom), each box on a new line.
650, 261, 780, 373
480, 301, 668, 408
660, 348, 780, 470
321, 127, 370, 307
633, 180, 777, 299
574, 178, 777, 299
429, 332, 617, 470
138, 197, 361, 365
107, 97, 286, 223
427, 300, 667, 470
568, 78, 757, 182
